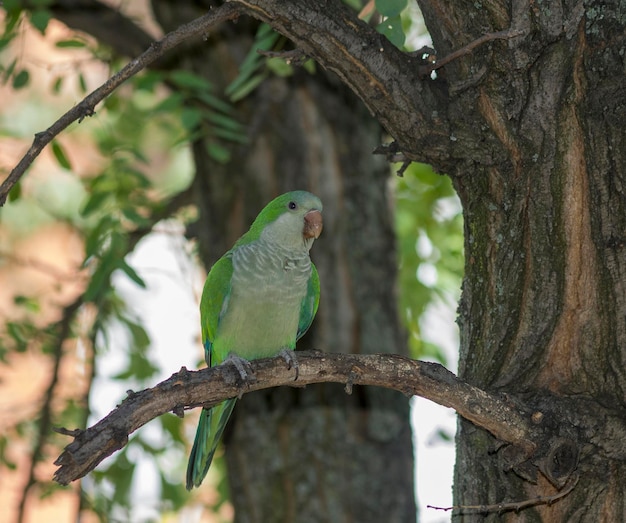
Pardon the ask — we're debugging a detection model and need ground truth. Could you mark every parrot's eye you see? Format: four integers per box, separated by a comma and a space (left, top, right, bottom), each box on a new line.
288, 201, 297, 210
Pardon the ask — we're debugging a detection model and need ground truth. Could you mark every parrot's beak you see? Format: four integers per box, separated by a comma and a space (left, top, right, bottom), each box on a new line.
303, 210, 323, 239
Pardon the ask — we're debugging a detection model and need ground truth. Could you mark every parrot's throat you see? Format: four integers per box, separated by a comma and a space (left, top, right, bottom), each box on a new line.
231, 240, 312, 296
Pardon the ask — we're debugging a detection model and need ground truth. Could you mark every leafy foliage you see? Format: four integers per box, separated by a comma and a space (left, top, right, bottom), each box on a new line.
395, 163, 463, 364
0, 2, 460, 522
375, 0, 408, 48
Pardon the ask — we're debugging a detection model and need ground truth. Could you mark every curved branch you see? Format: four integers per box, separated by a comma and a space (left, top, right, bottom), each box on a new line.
2, 0, 451, 206
0, 2, 242, 206
53, 351, 538, 485
231, 0, 449, 162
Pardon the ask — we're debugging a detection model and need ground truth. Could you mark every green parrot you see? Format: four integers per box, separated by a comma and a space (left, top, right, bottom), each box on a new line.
186, 190, 323, 490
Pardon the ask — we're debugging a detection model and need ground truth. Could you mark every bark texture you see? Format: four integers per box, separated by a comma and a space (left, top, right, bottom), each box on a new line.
411, 0, 626, 520
219, 2, 626, 517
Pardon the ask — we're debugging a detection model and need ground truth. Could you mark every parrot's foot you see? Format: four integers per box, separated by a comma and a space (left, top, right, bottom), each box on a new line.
279, 349, 299, 381
223, 354, 256, 387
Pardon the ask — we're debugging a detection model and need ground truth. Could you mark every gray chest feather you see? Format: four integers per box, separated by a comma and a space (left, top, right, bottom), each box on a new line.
231, 241, 311, 303
217, 242, 312, 353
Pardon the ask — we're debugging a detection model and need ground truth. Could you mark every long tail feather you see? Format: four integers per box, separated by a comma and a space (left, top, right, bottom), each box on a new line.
186, 398, 237, 490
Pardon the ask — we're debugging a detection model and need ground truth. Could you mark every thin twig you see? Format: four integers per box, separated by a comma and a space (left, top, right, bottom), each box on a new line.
16, 298, 82, 523
426, 29, 524, 73
13, 188, 193, 523
427, 473, 579, 514
0, 3, 241, 206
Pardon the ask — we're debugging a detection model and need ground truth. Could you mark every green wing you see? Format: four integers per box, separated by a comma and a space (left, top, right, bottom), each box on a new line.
199, 253, 234, 367
187, 253, 235, 490
297, 263, 320, 341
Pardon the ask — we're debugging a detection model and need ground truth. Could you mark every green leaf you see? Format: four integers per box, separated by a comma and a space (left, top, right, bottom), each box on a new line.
30, 0, 55, 9
2, 0, 22, 11
107, 451, 135, 506
266, 56, 294, 77
118, 259, 146, 289
117, 351, 159, 380
84, 254, 116, 302
7, 322, 28, 352
180, 107, 202, 131
30, 9, 52, 34
436, 428, 454, 443
228, 72, 267, 103
205, 141, 231, 164
204, 110, 244, 133
121, 207, 150, 227
77, 72, 87, 94
160, 476, 186, 510
0, 435, 17, 470
0, 36, 13, 54
2, 3, 22, 35
212, 126, 248, 144
225, 23, 279, 100
375, 0, 407, 18
395, 162, 463, 361
55, 39, 86, 48
51, 140, 72, 170
342, 0, 362, 10
81, 190, 109, 217
169, 70, 212, 92
8, 182, 21, 202
12, 69, 30, 89
196, 91, 235, 114
2, 58, 17, 84
134, 70, 163, 92
83, 215, 115, 259
13, 295, 40, 313
376, 15, 406, 48
123, 318, 151, 350
154, 92, 184, 113
51, 76, 63, 94
159, 414, 184, 443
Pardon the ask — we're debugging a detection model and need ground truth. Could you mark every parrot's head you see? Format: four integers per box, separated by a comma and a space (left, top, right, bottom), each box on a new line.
249, 191, 323, 252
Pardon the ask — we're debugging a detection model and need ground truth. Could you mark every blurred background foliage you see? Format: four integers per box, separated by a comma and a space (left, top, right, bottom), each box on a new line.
0, 0, 462, 521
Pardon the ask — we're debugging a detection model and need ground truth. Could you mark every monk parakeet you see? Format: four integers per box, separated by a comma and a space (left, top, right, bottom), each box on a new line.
186, 190, 323, 489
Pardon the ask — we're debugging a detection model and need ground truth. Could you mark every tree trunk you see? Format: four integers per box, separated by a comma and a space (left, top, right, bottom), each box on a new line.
224, 75, 416, 523
414, 0, 626, 520
153, 3, 416, 521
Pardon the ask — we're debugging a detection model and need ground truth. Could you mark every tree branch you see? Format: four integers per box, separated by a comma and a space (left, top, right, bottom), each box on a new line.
17, 298, 83, 523
229, 0, 450, 164
53, 351, 539, 485
2, 0, 454, 205
0, 2, 242, 206
427, 473, 579, 515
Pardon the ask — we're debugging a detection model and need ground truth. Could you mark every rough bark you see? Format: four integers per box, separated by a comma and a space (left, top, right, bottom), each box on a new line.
152, 2, 416, 521
411, 0, 626, 520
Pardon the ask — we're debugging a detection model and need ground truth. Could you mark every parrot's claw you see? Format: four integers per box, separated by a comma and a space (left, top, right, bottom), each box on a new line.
279, 349, 299, 380
224, 354, 256, 386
